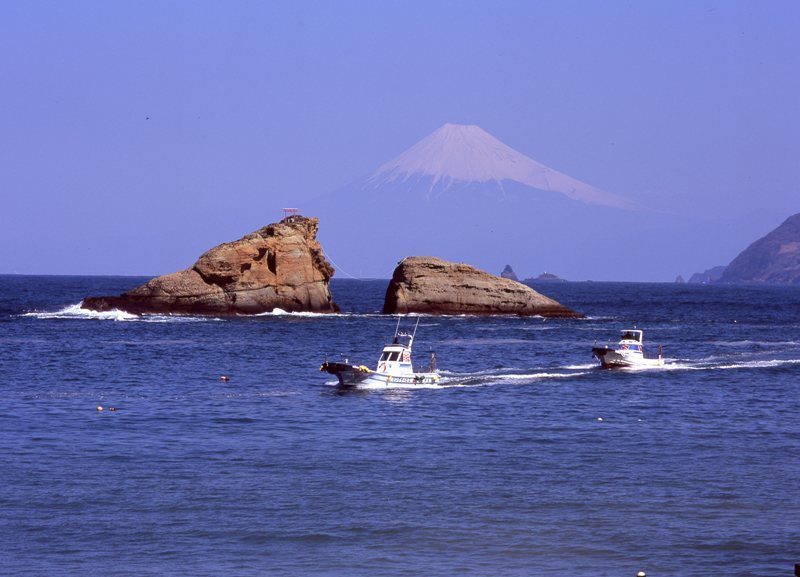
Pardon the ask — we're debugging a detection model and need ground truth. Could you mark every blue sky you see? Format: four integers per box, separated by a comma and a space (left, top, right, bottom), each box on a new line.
2, 1, 798, 279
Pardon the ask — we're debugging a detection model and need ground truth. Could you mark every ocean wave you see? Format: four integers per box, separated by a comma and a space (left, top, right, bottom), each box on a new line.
22, 303, 139, 321
252, 308, 333, 318
21, 303, 219, 322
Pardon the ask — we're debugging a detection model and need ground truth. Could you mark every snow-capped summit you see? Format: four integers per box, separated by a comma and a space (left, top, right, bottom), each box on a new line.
367, 123, 629, 208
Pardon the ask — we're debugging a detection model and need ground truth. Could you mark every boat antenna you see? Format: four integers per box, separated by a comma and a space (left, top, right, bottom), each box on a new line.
412, 316, 420, 339
394, 315, 401, 338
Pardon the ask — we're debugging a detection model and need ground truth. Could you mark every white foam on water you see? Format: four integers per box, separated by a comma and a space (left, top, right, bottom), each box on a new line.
22, 303, 138, 321
714, 358, 800, 370
438, 371, 591, 388
606, 361, 674, 372
564, 363, 597, 370
656, 357, 800, 372
659, 361, 705, 371
21, 303, 220, 323
252, 308, 332, 318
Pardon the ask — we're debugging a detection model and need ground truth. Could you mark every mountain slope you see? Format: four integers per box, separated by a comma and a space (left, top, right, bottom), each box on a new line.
719, 213, 800, 284
365, 123, 630, 208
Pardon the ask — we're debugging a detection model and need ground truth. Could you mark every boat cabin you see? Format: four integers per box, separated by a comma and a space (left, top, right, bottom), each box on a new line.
376, 337, 413, 374
619, 330, 644, 353
620, 330, 643, 343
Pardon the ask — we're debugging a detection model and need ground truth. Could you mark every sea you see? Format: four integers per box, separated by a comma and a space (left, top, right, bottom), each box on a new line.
1, 275, 798, 577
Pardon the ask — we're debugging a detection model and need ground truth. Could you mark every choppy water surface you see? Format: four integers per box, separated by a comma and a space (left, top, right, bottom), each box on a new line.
1, 276, 799, 576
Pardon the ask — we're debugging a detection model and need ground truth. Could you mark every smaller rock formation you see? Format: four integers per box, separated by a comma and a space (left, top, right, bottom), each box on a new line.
82, 215, 339, 315
383, 257, 582, 317
719, 213, 800, 284
525, 272, 566, 282
500, 265, 519, 281
675, 275, 685, 283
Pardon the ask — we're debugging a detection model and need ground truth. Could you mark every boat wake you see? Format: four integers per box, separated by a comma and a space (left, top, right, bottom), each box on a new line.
325, 354, 800, 391
443, 370, 592, 388
322, 367, 591, 391
654, 356, 800, 372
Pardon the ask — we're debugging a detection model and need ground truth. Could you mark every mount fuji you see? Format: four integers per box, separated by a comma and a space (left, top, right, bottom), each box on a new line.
365, 123, 631, 208
305, 124, 701, 281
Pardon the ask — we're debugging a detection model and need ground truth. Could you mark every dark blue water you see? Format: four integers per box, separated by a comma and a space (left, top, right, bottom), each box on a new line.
2, 276, 799, 577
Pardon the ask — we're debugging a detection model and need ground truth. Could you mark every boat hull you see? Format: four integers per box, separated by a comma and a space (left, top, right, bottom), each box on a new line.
320, 361, 439, 387
591, 347, 664, 369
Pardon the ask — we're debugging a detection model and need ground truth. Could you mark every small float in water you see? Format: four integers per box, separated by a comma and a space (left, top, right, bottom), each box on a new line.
320, 318, 439, 387
592, 329, 664, 369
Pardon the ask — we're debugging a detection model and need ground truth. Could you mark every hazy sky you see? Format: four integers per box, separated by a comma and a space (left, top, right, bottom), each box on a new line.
2, 1, 798, 278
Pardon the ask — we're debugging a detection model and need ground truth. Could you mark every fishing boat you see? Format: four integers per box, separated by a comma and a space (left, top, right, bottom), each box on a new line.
320, 319, 439, 387
591, 329, 664, 369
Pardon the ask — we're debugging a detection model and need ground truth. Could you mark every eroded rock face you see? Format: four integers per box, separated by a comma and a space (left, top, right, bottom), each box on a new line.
82, 216, 339, 314
383, 256, 582, 317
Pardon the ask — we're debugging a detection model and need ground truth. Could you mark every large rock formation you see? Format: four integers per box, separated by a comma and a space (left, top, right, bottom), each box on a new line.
719, 213, 800, 285
383, 256, 582, 317
82, 216, 339, 314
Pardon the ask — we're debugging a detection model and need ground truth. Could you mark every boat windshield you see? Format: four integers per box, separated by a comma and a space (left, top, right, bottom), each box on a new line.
380, 350, 402, 362
621, 331, 641, 342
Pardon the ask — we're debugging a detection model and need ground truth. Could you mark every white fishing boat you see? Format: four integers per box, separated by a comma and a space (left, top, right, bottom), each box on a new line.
591, 329, 664, 369
320, 319, 439, 387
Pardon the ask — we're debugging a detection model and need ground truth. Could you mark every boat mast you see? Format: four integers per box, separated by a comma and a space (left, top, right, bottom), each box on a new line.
409, 317, 420, 350
393, 316, 401, 339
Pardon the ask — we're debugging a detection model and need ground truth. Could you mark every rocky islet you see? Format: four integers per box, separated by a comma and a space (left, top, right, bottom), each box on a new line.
82, 216, 580, 317
382, 256, 582, 317
82, 216, 339, 315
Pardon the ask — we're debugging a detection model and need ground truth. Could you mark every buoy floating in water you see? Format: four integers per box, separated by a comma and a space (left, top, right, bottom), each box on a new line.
96, 405, 103, 412
220, 375, 230, 382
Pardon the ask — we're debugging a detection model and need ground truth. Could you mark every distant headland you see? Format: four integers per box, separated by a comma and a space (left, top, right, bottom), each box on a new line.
688, 212, 800, 285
